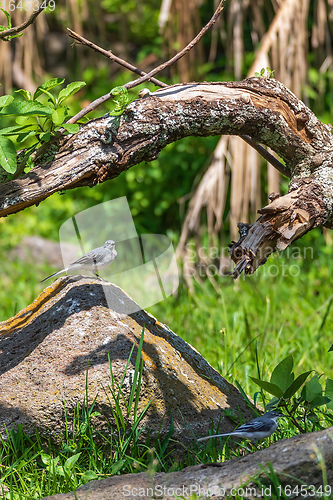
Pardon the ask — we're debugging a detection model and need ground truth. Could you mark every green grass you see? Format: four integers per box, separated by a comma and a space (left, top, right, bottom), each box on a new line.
1, 419, 332, 500
0, 326, 289, 499
1, 229, 333, 498
0, 344, 332, 499
0, 337, 331, 500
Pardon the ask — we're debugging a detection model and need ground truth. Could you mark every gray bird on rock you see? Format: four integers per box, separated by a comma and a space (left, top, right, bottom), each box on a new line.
41, 240, 117, 282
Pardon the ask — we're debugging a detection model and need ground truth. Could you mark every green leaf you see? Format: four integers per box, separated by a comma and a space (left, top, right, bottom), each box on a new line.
0, 8, 11, 29
250, 377, 284, 398
16, 130, 39, 143
325, 378, 333, 398
0, 124, 38, 136
270, 356, 294, 391
37, 87, 56, 105
34, 78, 65, 99
325, 378, 333, 410
51, 107, 66, 125
25, 154, 35, 170
64, 452, 81, 471
111, 86, 127, 96
62, 123, 80, 134
58, 81, 86, 103
302, 375, 323, 402
15, 89, 32, 101
40, 453, 53, 466
110, 86, 129, 114
89, 411, 101, 418
307, 411, 320, 423
309, 395, 331, 409
81, 470, 98, 483
110, 459, 127, 475
15, 116, 30, 125
79, 421, 88, 435
0, 136, 17, 173
60, 444, 76, 454
39, 132, 51, 143
0, 94, 14, 108
0, 100, 54, 117
283, 371, 312, 399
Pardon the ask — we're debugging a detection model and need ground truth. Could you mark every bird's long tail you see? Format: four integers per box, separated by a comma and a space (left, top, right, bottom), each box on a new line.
40, 268, 68, 283
198, 432, 231, 442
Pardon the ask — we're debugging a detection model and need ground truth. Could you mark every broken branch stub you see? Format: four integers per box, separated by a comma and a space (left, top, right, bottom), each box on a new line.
229, 180, 327, 278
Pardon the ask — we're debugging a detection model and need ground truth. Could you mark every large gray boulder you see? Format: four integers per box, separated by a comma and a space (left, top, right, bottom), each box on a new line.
0, 277, 252, 442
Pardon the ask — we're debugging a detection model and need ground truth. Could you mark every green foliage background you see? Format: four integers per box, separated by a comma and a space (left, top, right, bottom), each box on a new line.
0, 2, 333, 497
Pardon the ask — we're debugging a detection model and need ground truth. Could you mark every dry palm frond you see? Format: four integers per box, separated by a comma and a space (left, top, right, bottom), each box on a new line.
177, 137, 231, 256
176, 137, 233, 289
248, 0, 310, 95
159, 0, 173, 30
159, 0, 205, 81
177, 0, 332, 279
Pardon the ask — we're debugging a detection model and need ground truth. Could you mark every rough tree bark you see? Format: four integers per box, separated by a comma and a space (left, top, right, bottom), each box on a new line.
1, 77, 332, 277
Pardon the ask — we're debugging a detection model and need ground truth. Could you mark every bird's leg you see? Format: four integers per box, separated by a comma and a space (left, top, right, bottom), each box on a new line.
92, 259, 103, 280
247, 441, 257, 454
92, 269, 109, 282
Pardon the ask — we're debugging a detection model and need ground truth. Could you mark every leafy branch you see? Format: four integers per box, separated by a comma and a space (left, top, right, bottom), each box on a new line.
0, 79, 85, 175
0, 2, 45, 41
251, 356, 333, 433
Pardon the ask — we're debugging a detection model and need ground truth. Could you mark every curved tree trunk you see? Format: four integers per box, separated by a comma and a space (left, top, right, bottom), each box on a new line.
1, 78, 332, 276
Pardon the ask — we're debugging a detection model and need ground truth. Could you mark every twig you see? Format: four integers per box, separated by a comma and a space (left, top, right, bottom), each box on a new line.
124, 0, 226, 88
66, 4, 287, 175
67, 29, 167, 89
66, 0, 227, 124
0, 3, 44, 39
241, 135, 290, 177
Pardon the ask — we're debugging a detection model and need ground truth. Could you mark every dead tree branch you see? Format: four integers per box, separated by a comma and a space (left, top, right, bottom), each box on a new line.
27, 1, 228, 178
1, 78, 332, 277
